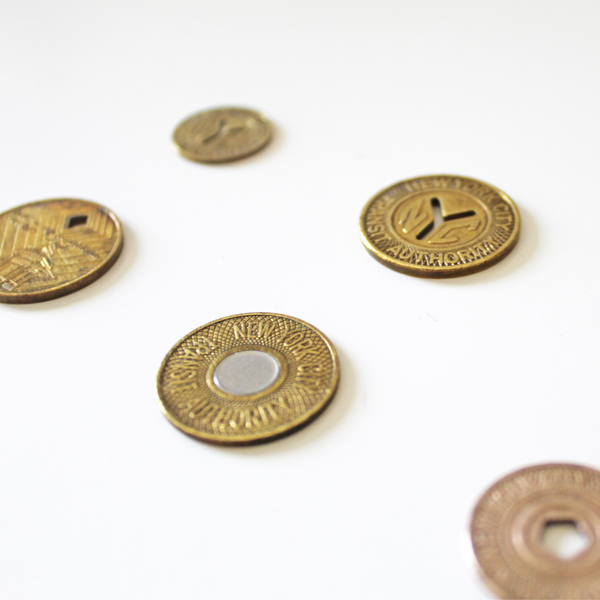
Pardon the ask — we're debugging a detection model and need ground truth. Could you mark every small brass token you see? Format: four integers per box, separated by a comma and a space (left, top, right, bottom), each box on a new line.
360, 174, 520, 278
470, 464, 600, 599
157, 313, 340, 445
0, 198, 123, 303
172, 107, 272, 163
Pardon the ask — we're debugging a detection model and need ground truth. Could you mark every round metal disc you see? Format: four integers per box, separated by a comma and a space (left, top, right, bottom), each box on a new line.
0, 198, 123, 303
470, 463, 600, 599
156, 313, 340, 445
360, 174, 520, 278
172, 107, 272, 163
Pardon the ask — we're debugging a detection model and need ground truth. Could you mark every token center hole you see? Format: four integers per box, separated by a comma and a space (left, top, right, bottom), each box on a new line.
66, 215, 88, 228
416, 198, 476, 240
213, 350, 280, 396
541, 520, 590, 560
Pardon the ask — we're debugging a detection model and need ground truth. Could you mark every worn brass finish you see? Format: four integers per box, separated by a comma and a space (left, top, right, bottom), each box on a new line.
0, 198, 123, 303
172, 107, 272, 163
470, 464, 600, 599
157, 313, 340, 445
360, 174, 520, 278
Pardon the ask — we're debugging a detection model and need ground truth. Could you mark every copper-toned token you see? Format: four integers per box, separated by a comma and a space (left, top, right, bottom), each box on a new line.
470, 464, 600, 599
360, 174, 520, 278
157, 313, 340, 445
172, 107, 272, 163
0, 198, 123, 303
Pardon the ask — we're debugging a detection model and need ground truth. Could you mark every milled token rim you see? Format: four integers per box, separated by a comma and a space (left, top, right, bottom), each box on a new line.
359, 174, 521, 278
172, 107, 273, 163
156, 312, 340, 446
469, 463, 600, 599
0, 198, 124, 304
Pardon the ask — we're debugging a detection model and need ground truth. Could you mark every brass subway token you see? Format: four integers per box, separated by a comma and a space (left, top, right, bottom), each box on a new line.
0, 198, 123, 303
157, 313, 340, 446
360, 174, 520, 278
172, 107, 272, 163
470, 464, 600, 599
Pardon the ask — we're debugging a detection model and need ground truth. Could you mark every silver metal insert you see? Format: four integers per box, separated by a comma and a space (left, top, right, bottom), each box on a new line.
213, 350, 280, 396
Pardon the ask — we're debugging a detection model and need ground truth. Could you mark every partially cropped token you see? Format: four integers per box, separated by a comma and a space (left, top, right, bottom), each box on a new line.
157, 313, 340, 445
470, 464, 600, 599
360, 174, 520, 278
0, 198, 123, 303
172, 107, 272, 163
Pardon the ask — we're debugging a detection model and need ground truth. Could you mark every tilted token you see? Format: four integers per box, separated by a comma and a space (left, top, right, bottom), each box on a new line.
0, 198, 123, 303
172, 107, 272, 163
360, 174, 520, 278
470, 463, 600, 599
157, 313, 340, 445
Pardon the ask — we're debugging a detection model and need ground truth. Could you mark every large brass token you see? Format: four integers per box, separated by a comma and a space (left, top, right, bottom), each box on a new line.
360, 174, 520, 278
172, 107, 272, 163
0, 198, 123, 303
470, 464, 600, 599
157, 313, 340, 445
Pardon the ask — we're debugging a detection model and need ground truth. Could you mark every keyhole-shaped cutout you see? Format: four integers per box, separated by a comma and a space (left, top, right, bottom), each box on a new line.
66, 215, 88, 228
541, 520, 590, 560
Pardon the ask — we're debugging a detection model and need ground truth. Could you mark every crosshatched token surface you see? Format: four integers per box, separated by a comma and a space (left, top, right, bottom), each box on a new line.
360, 174, 520, 278
470, 464, 600, 599
157, 313, 340, 445
0, 198, 123, 303
172, 107, 272, 163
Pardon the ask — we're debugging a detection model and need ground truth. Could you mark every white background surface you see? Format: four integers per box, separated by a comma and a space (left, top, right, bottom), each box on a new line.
1, 1, 599, 598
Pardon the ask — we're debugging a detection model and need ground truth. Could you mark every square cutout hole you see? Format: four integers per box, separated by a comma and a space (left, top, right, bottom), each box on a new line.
66, 215, 88, 228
